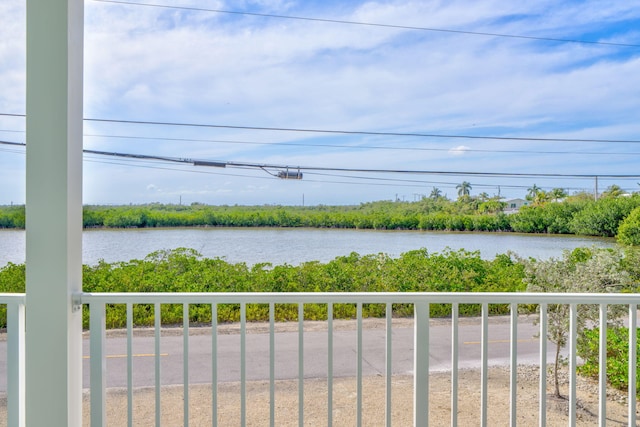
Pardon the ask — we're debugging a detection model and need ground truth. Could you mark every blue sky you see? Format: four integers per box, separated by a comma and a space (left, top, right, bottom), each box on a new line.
1, 0, 640, 206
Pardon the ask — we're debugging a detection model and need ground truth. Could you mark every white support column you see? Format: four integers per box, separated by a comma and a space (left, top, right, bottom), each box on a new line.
25, 0, 84, 426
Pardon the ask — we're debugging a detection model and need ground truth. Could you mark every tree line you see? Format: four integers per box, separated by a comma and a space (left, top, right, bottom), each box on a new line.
2, 190, 640, 244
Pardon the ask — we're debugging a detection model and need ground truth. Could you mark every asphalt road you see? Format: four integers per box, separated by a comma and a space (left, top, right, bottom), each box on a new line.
0, 316, 563, 392
69, 315, 559, 390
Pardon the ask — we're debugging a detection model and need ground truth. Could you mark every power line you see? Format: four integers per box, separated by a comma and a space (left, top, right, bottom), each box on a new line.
5, 113, 640, 144
7, 128, 640, 154
4, 139, 632, 194
83, 158, 583, 191
82, 156, 476, 189
3, 138, 640, 180
92, 0, 640, 49
302, 171, 585, 191
82, 133, 640, 156
83, 117, 640, 144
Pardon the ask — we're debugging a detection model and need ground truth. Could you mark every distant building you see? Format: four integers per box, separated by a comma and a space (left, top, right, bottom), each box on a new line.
504, 198, 530, 213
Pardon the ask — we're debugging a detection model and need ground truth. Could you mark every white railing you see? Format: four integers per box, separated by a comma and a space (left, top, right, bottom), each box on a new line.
81, 292, 639, 427
0, 294, 26, 427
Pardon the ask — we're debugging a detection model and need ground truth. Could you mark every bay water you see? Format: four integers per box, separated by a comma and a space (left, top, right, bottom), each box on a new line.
0, 227, 616, 267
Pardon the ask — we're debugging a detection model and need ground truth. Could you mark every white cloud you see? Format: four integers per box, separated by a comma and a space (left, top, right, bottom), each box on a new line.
449, 146, 470, 156
2, 0, 640, 204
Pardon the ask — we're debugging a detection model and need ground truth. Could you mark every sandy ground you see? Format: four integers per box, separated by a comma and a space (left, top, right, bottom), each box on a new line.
0, 366, 637, 426
65, 365, 637, 426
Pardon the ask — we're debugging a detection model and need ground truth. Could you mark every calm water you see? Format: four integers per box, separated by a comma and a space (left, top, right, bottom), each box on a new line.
0, 227, 616, 267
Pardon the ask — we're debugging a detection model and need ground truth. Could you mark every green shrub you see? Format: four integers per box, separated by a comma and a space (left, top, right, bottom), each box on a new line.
0, 247, 530, 328
570, 196, 640, 237
617, 206, 640, 246
577, 327, 640, 396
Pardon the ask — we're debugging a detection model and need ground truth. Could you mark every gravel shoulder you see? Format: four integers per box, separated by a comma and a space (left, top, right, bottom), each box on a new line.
77, 365, 637, 426
0, 363, 636, 426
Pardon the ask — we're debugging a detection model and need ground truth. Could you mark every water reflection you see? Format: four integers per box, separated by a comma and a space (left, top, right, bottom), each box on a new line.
0, 228, 617, 267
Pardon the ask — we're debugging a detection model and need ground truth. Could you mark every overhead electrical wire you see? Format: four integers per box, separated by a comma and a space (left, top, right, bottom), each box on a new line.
4, 114, 640, 145
83, 157, 276, 181
1, 139, 628, 195
83, 117, 640, 144
6, 128, 640, 156
92, 0, 640, 49
78, 159, 593, 191
3, 139, 640, 181
301, 171, 586, 191
5, 127, 640, 157
78, 149, 604, 190
81, 133, 640, 156
80, 156, 486, 189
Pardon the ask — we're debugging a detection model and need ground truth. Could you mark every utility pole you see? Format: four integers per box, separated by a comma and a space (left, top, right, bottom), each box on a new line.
594, 176, 599, 201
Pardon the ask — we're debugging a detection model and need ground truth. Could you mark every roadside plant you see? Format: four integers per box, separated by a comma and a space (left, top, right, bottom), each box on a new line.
521, 248, 630, 397
577, 327, 640, 396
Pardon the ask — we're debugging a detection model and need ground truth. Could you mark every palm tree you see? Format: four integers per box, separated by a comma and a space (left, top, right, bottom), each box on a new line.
549, 188, 567, 202
526, 184, 540, 201
429, 187, 442, 199
478, 192, 490, 202
534, 190, 550, 205
456, 181, 472, 198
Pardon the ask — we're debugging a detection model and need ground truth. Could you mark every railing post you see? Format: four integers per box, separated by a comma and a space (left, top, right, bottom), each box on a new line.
385, 302, 393, 427
90, 302, 107, 426
212, 303, 218, 427
539, 303, 547, 427
356, 302, 363, 427
413, 301, 429, 426
7, 301, 25, 427
568, 304, 577, 426
298, 303, 304, 427
598, 304, 607, 427
25, 0, 84, 426
481, 303, 488, 427
629, 304, 637, 426
451, 303, 459, 427
509, 303, 518, 427
154, 303, 162, 426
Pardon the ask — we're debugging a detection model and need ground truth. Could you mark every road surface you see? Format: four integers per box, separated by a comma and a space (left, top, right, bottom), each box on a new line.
62, 315, 561, 390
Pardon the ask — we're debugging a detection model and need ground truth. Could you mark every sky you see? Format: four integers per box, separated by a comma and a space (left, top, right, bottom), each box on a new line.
1, 0, 640, 206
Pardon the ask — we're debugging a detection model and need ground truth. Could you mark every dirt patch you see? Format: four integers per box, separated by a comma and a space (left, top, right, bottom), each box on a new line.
64, 365, 637, 426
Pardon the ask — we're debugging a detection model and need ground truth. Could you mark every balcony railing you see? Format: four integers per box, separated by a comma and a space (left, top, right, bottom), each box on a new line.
2, 292, 639, 426
0, 294, 25, 427
83, 292, 639, 426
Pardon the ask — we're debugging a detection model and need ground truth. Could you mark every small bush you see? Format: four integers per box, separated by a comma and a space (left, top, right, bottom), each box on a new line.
577, 327, 640, 396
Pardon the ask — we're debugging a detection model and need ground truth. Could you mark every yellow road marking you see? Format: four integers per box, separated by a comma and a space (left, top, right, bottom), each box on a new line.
83, 353, 169, 359
463, 339, 538, 345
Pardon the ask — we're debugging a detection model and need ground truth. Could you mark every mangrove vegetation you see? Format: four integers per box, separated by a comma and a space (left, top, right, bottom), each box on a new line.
2, 189, 640, 244
0, 246, 638, 328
